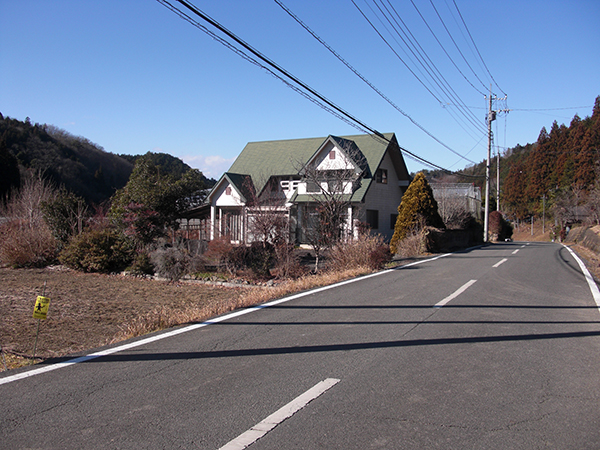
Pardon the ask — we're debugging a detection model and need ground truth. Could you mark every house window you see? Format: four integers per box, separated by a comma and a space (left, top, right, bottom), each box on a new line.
366, 209, 379, 230
376, 169, 388, 184
390, 214, 398, 230
225, 187, 232, 196
307, 180, 321, 193
281, 180, 290, 191
329, 150, 336, 159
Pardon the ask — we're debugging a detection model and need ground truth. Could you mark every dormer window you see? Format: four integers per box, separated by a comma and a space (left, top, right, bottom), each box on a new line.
375, 169, 388, 184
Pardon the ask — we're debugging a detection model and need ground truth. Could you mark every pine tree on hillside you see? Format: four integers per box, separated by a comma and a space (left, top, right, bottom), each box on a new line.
390, 172, 445, 254
0, 138, 20, 202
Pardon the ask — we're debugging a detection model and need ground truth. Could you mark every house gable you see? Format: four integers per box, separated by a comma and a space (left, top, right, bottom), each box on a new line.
303, 136, 366, 175
209, 173, 253, 207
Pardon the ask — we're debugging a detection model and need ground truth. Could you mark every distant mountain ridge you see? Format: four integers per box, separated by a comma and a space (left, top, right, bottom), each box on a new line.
0, 114, 214, 205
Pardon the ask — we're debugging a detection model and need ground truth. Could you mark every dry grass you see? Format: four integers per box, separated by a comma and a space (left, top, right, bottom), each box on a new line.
394, 229, 426, 258
113, 266, 374, 342
0, 265, 375, 372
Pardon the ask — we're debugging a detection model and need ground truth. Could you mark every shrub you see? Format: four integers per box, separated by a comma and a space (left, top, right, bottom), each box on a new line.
203, 236, 234, 270
394, 227, 426, 259
126, 251, 155, 277
489, 211, 513, 241
59, 228, 133, 273
0, 173, 59, 267
0, 220, 57, 267
245, 242, 275, 277
273, 242, 305, 279
390, 172, 445, 255
329, 233, 391, 271
41, 188, 88, 249
150, 246, 189, 282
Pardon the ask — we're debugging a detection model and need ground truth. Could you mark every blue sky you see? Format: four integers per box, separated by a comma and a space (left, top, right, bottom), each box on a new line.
1, 0, 598, 179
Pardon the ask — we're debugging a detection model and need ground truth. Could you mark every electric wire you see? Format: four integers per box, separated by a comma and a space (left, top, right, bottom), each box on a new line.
451, 0, 506, 96
428, 0, 490, 96
157, 0, 481, 176
155, 1, 373, 132
409, 0, 486, 96
354, 0, 487, 141
274, 0, 477, 165
351, 0, 485, 145
376, 0, 486, 134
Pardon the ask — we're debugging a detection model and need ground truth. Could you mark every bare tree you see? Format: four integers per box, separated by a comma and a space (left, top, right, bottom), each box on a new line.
243, 176, 298, 277
552, 184, 588, 226
587, 181, 600, 225
293, 139, 368, 271
299, 138, 365, 248
0, 172, 58, 266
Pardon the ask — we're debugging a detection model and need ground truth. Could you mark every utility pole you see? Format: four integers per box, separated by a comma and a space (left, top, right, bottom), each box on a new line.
496, 148, 500, 212
484, 87, 493, 242
483, 86, 509, 242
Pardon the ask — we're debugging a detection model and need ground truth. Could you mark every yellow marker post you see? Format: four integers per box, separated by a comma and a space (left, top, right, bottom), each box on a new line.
32, 289, 50, 359
33, 296, 50, 320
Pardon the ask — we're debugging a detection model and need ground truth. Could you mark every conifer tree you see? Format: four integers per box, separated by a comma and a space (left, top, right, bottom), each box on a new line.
390, 172, 445, 254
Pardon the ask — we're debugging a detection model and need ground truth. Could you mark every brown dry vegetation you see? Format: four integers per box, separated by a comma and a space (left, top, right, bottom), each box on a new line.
3, 224, 599, 374
0, 264, 376, 372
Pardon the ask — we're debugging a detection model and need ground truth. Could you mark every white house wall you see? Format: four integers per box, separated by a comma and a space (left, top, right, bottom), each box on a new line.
214, 181, 244, 207
362, 151, 404, 241
315, 141, 356, 171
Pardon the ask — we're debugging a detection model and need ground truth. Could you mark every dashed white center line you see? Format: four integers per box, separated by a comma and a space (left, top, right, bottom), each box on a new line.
219, 378, 340, 450
493, 258, 508, 268
512, 249, 520, 254
434, 280, 477, 308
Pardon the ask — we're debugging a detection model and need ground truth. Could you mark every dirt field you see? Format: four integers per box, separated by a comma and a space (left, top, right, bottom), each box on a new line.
0, 267, 247, 370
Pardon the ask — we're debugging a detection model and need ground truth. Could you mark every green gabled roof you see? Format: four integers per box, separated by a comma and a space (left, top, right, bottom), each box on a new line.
222, 132, 403, 202
225, 173, 254, 201
208, 172, 254, 203
228, 136, 325, 195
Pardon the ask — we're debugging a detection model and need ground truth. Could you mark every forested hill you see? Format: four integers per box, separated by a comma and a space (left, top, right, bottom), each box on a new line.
424, 96, 600, 218
0, 114, 215, 205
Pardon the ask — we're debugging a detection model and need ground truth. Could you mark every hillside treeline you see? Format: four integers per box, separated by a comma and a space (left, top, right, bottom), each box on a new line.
0, 114, 215, 206
426, 96, 600, 223
0, 114, 133, 204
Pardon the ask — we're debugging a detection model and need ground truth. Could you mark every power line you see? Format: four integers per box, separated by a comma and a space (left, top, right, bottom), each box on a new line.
427, 0, 490, 101
274, 0, 477, 165
352, 0, 487, 140
511, 106, 593, 111
374, 0, 486, 134
409, 0, 486, 96
157, 0, 481, 177
451, 0, 506, 96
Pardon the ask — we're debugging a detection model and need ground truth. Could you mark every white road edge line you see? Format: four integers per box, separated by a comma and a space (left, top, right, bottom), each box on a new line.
563, 244, 600, 312
0, 253, 453, 386
434, 280, 477, 308
219, 378, 340, 450
493, 258, 508, 268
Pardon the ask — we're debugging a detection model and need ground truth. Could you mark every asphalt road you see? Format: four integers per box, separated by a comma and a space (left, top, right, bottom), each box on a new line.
2, 241, 600, 449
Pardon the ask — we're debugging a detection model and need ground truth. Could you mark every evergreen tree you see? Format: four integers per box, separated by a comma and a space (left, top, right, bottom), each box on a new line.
109, 157, 208, 246
390, 172, 445, 254
0, 138, 20, 202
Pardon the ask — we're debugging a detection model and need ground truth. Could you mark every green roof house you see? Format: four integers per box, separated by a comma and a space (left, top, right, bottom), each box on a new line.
197, 132, 411, 244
